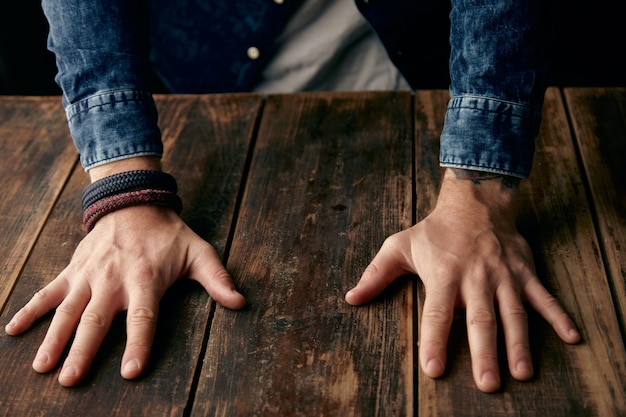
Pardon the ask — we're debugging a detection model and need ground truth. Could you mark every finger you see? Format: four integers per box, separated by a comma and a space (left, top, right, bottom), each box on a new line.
32, 288, 89, 374
524, 278, 580, 344
58, 297, 117, 387
188, 242, 246, 310
466, 291, 500, 392
5, 277, 69, 335
419, 281, 457, 379
496, 285, 533, 381
120, 292, 160, 380
345, 234, 411, 305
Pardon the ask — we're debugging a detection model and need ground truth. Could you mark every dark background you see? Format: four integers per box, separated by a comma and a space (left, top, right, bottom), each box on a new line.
1, 1, 624, 96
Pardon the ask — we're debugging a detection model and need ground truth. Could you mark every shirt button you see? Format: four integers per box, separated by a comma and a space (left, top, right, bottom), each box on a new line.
247, 46, 260, 60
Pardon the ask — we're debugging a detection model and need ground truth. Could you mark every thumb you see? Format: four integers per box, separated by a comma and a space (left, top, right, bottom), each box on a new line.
345, 233, 412, 305
187, 241, 246, 310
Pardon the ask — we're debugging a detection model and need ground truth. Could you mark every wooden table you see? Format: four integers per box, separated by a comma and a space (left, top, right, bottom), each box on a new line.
0, 88, 624, 416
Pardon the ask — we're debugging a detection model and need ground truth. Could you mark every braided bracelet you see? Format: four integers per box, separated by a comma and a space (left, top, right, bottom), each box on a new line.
81, 170, 182, 233
82, 170, 178, 213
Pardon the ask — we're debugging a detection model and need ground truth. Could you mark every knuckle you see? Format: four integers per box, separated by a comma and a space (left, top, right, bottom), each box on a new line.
474, 349, 498, 363
423, 305, 453, 327
540, 294, 561, 310
80, 311, 107, 328
469, 309, 497, 328
68, 346, 91, 362
212, 267, 233, 283
128, 263, 163, 293
503, 304, 528, 321
32, 287, 49, 301
18, 304, 36, 319
434, 258, 461, 283
509, 340, 531, 356
128, 307, 157, 326
481, 234, 503, 255
468, 265, 492, 287
422, 338, 448, 353
56, 302, 78, 317
132, 263, 158, 283
41, 334, 66, 350
363, 263, 380, 277
125, 339, 151, 352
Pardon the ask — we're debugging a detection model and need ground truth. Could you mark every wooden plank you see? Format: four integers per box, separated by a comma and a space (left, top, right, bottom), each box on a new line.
416, 88, 626, 416
191, 92, 414, 417
564, 87, 626, 337
0, 97, 77, 312
0, 94, 262, 416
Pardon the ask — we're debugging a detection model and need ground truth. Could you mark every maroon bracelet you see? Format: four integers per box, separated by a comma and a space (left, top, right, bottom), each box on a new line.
82, 189, 183, 232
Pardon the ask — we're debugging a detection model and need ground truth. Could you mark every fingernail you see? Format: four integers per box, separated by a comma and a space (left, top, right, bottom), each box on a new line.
123, 359, 140, 374
5, 320, 16, 331
34, 352, 49, 365
516, 360, 533, 375
60, 366, 77, 378
481, 371, 499, 385
425, 359, 443, 376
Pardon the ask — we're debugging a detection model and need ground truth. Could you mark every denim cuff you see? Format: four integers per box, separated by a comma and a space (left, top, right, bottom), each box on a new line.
65, 89, 163, 171
439, 95, 541, 178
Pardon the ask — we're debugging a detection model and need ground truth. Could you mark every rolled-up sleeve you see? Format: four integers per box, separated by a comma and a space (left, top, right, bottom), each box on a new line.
441, 0, 553, 178
42, 0, 162, 170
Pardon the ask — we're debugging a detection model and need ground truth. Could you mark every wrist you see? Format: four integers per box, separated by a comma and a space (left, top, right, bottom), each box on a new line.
82, 165, 182, 232
438, 168, 521, 221
88, 156, 162, 182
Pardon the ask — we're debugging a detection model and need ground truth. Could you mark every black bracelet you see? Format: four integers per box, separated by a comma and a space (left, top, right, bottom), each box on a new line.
81, 170, 178, 213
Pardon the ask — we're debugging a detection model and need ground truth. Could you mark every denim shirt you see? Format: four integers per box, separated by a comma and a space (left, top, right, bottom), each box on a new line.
42, 0, 553, 178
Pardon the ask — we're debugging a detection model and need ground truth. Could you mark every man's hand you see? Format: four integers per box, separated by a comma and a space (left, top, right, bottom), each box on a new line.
4, 158, 246, 387
346, 168, 580, 392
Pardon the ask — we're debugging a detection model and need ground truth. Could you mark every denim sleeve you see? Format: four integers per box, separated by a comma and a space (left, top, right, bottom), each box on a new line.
42, 0, 162, 170
441, 0, 553, 178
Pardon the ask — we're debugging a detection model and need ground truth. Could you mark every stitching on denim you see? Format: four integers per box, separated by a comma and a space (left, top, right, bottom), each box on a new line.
447, 95, 539, 119
450, 94, 533, 108
448, 96, 541, 120
67, 89, 151, 121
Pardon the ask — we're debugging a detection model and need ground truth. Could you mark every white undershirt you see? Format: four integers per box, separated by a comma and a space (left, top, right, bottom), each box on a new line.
253, 0, 410, 93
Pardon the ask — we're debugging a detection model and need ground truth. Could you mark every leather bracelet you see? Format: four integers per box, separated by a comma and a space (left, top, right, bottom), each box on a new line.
82, 189, 183, 232
82, 170, 178, 213
81, 170, 182, 232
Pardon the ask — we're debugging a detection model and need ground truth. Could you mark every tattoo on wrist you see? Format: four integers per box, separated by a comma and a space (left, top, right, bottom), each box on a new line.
451, 168, 521, 189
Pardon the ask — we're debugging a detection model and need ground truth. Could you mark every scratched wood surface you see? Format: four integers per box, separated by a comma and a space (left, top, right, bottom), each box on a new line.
0, 90, 624, 416
0, 97, 77, 312
191, 92, 415, 417
564, 88, 626, 337
0, 94, 261, 416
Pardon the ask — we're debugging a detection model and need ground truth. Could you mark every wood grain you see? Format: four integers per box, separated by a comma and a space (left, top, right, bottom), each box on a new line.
1, 90, 624, 416
564, 87, 626, 337
415, 88, 626, 416
0, 94, 261, 416
191, 92, 415, 417
0, 97, 77, 312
